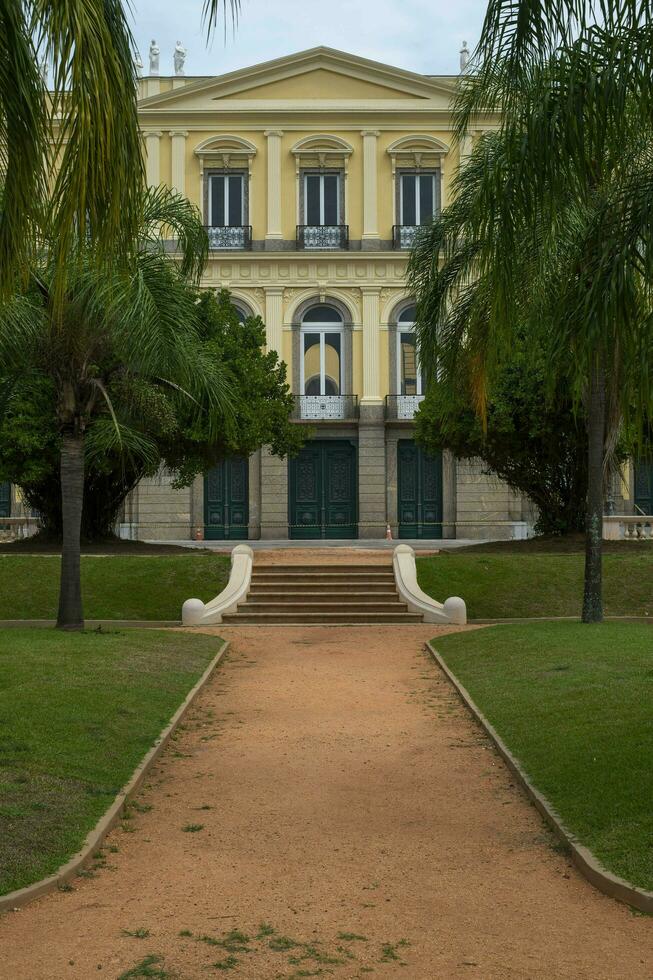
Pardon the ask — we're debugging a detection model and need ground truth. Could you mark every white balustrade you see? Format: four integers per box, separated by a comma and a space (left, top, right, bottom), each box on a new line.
602, 515, 653, 541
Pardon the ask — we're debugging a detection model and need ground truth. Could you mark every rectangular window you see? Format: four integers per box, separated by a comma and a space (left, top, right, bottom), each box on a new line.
400, 172, 438, 226
399, 332, 422, 396
209, 173, 244, 227
304, 172, 340, 225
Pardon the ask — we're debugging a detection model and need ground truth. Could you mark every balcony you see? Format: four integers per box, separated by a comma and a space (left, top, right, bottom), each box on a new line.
297, 225, 349, 250
205, 225, 252, 250
292, 395, 359, 421
385, 394, 425, 420
393, 224, 425, 249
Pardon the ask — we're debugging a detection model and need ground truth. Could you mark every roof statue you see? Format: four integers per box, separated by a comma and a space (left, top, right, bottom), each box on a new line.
460, 40, 470, 73
174, 41, 187, 76
149, 39, 160, 75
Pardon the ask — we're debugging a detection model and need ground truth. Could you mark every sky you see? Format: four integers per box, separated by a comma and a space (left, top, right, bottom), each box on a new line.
131, 0, 488, 78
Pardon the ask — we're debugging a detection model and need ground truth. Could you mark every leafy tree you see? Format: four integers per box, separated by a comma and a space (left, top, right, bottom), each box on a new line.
0, 290, 303, 540
0, 187, 231, 628
410, 0, 653, 622
414, 338, 589, 535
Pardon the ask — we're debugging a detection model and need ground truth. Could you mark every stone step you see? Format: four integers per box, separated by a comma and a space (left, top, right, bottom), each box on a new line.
247, 590, 399, 601
251, 571, 396, 582
241, 601, 408, 613
221, 611, 423, 624
248, 583, 399, 595
252, 564, 392, 575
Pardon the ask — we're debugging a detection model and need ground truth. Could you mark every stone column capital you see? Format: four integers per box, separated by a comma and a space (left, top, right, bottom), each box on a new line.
264, 129, 284, 138
361, 129, 381, 138
169, 130, 189, 138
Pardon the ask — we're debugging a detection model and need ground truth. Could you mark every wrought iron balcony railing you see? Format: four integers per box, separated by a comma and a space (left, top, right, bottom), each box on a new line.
385, 393, 425, 420
392, 224, 424, 249
205, 225, 252, 250
292, 395, 359, 421
296, 225, 349, 250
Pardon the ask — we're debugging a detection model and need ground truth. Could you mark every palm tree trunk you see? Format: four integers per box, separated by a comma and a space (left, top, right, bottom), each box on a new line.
56, 431, 85, 629
582, 359, 606, 623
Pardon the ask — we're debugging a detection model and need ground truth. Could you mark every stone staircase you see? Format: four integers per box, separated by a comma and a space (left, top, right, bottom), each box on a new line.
220, 563, 423, 625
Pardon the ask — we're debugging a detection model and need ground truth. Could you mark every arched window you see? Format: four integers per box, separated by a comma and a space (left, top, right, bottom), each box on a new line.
232, 301, 253, 325
397, 305, 423, 396
300, 305, 343, 397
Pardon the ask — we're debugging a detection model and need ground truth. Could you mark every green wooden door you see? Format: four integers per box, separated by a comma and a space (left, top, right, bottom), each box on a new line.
634, 461, 653, 514
397, 440, 443, 539
289, 440, 357, 539
204, 458, 249, 540
0, 482, 10, 518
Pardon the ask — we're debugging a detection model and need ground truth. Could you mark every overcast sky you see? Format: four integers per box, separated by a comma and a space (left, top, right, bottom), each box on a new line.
131, 0, 488, 78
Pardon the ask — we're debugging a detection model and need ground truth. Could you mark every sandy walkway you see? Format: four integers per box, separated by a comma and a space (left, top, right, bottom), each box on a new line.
1, 625, 651, 979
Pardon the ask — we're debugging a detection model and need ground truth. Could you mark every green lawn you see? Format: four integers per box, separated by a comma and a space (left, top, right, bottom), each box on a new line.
434, 622, 653, 891
0, 628, 224, 895
0, 554, 230, 621
417, 552, 653, 619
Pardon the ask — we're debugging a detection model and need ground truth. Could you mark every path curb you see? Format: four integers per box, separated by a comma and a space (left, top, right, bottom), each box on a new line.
425, 640, 653, 914
0, 639, 229, 915
0, 619, 179, 628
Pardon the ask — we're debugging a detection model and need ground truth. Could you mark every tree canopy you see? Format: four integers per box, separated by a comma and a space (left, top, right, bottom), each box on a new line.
409, 0, 653, 620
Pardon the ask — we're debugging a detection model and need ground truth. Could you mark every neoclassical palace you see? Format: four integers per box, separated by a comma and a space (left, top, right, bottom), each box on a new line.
3, 47, 649, 539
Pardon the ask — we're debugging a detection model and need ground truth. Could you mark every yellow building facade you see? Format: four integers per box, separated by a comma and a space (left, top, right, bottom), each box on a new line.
124, 46, 534, 541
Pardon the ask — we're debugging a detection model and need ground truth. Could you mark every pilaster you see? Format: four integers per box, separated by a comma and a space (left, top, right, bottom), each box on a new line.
170, 130, 188, 196
361, 287, 382, 404
361, 130, 380, 249
264, 287, 284, 354
260, 447, 288, 539
264, 130, 284, 243
144, 131, 162, 187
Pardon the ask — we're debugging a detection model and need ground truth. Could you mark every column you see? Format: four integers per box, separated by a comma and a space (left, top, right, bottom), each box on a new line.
361, 130, 380, 248
170, 130, 188, 196
144, 131, 162, 187
264, 130, 283, 244
361, 287, 381, 404
264, 287, 284, 355
359, 287, 385, 538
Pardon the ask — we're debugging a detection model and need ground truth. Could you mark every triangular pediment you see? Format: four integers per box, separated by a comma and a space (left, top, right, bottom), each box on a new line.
138, 47, 457, 111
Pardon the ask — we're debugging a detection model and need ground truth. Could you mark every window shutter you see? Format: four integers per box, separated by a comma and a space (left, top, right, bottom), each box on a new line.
306, 175, 321, 225
227, 175, 243, 227
323, 174, 339, 225
419, 175, 434, 224
211, 175, 225, 227
401, 175, 417, 225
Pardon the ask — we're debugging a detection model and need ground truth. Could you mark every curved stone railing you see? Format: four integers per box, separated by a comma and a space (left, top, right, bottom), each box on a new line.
182, 544, 253, 626
393, 544, 467, 625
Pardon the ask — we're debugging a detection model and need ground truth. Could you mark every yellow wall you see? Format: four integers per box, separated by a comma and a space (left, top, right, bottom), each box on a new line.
136, 51, 494, 402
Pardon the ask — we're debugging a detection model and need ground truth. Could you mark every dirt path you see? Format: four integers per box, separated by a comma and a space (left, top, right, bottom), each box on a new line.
1, 625, 651, 980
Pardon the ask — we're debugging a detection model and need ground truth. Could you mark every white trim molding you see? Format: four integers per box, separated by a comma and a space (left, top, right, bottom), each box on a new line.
393, 544, 466, 624
182, 544, 253, 625
387, 133, 449, 175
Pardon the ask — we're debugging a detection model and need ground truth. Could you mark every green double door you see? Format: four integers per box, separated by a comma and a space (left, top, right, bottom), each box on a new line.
0, 482, 10, 518
397, 440, 443, 539
634, 461, 653, 514
204, 458, 249, 540
289, 440, 357, 539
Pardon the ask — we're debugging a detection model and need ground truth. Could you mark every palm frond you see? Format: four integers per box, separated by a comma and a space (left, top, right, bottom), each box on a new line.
0, 0, 46, 291
34, 0, 143, 281
138, 186, 209, 282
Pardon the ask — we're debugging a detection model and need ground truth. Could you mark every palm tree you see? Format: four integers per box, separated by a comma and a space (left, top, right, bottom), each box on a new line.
0, 186, 231, 628
409, 3, 653, 622
0, 0, 145, 292
1, 0, 241, 293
